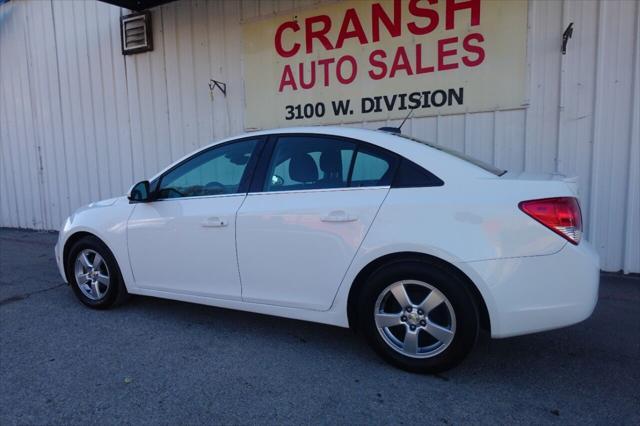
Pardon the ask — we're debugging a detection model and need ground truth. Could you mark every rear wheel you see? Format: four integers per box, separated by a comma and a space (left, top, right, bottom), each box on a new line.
358, 260, 479, 373
66, 236, 128, 309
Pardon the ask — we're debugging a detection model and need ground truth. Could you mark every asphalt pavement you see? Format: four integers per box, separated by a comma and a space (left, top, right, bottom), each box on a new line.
1, 228, 639, 425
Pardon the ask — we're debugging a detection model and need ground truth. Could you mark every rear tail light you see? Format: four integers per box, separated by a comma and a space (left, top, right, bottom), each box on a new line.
518, 197, 582, 245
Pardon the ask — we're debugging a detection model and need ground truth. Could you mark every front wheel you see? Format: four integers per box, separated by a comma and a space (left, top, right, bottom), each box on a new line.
358, 260, 479, 373
66, 235, 129, 309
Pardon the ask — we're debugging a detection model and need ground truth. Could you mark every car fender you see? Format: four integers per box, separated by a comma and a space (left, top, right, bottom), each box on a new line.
329, 241, 499, 333
57, 197, 135, 290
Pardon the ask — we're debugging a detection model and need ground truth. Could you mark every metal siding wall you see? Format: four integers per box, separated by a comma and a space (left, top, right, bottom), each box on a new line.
25, 0, 67, 230
0, 0, 638, 273
625, 5, 640, 274
586, 0, 640, 273
1, 1, 43, 229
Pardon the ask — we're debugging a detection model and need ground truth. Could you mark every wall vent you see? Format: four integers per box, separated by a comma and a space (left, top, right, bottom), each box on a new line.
120, 11, 153, 55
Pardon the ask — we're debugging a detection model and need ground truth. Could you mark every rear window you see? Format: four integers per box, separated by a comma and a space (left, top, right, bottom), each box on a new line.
397, 134, 506, 176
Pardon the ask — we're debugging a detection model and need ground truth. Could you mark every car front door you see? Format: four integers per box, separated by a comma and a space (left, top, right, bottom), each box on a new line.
127, 137, 262, 299
236, 134, 398, 311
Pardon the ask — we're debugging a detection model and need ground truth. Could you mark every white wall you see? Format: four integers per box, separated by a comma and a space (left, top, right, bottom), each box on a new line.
0, 0, 638, 273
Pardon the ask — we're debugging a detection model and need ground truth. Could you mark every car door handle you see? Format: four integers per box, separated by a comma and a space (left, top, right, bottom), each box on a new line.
201, 217, 228, 228
321, 211, 358, 223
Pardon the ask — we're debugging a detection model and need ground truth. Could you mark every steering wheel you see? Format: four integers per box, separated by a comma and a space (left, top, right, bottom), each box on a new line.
204, 181, 226, 195
161, 187, 186, 198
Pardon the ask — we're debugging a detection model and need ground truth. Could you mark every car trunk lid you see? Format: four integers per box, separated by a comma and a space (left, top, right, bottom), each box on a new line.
499, 171, 579, 195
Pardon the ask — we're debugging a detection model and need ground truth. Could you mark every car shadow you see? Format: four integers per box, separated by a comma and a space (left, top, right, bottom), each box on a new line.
101, 287, 632, 384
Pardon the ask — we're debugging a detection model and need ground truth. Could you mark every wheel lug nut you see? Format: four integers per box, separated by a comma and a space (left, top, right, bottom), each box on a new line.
406, 307, 412, 313
417, 309, 424, 315
420, 320, 426, 326
401, 316, 407, 322
409, 325, 416, 331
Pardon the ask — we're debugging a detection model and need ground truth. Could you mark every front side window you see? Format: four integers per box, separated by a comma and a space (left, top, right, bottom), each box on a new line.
264, 136, 356, 192
157, 138, 258, 199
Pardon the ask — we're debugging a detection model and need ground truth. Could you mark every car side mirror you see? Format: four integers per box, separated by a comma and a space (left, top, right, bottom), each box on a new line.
128, 180, 151, 203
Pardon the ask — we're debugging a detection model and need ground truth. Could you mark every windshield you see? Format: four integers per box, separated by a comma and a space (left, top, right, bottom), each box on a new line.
397, 134, 506, 176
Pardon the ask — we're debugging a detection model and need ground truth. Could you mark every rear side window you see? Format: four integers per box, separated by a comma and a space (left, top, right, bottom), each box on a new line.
392, 159, 444, 188
349, 146, 397, 187
260, 134, 442, 191
264, 136, 356, 192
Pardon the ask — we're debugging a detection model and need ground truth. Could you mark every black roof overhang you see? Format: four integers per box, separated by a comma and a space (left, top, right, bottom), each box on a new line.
98, 0, 177, 12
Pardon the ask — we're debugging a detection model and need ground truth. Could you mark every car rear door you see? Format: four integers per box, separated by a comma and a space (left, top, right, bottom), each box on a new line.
236, 134, 398, 311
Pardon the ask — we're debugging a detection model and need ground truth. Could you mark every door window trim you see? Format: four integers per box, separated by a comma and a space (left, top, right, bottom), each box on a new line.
152, 192, 248, 203
247, 185, 390, 196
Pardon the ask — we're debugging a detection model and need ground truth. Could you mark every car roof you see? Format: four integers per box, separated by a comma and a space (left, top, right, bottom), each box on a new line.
150, 126, 496, 182
238, 126, 382, 137
213, 126, 393, 144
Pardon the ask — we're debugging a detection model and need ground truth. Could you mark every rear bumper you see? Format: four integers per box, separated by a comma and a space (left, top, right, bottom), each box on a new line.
467, 240, 600, 338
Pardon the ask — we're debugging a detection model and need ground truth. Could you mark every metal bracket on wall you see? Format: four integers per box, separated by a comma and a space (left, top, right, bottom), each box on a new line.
562, 23, 574, 55
209, 79, 227, 100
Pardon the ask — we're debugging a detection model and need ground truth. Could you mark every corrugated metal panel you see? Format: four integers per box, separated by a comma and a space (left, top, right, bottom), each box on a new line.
0, 0, 638, 272
1, 1, 44, 229
586, 0, 639, 273
625, 4, 640, 274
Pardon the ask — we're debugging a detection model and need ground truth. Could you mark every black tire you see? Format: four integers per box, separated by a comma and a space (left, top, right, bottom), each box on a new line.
358, 259, 479, 373
65, 235, 129, 309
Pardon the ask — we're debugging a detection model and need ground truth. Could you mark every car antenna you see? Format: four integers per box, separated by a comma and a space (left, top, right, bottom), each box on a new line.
378, 94, 422, 135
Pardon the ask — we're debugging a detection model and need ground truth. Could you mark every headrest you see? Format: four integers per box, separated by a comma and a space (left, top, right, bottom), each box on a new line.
289, 153, 318, 183
319, 150, 341, 174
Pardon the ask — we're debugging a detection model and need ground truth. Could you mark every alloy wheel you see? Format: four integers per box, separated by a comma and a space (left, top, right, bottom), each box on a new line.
374, 280, 456, 358
74, 249, 110, 301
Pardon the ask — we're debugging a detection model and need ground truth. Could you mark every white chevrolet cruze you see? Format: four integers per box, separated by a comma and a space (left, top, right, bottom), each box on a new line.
55, 127, 599, 372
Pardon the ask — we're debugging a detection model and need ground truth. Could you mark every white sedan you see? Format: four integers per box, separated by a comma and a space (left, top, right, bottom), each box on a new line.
55, 127, 599, 372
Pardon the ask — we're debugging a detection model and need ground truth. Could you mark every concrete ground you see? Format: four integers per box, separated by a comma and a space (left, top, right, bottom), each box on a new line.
0, 228, 638, 425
